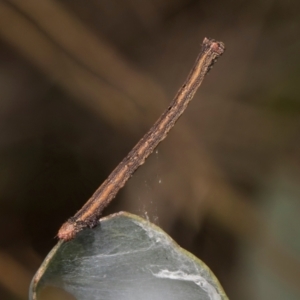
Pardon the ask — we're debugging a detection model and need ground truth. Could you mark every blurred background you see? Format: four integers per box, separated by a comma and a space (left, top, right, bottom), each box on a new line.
0, 0, 300, 299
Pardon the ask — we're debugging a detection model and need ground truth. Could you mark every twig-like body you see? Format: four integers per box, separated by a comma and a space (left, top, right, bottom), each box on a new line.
58, 38, 225, 241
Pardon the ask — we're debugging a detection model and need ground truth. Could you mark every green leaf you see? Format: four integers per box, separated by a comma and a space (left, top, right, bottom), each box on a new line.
30, 212, 228, 300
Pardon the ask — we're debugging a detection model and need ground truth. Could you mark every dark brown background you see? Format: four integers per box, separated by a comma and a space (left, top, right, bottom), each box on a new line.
0, 0, 300, 299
